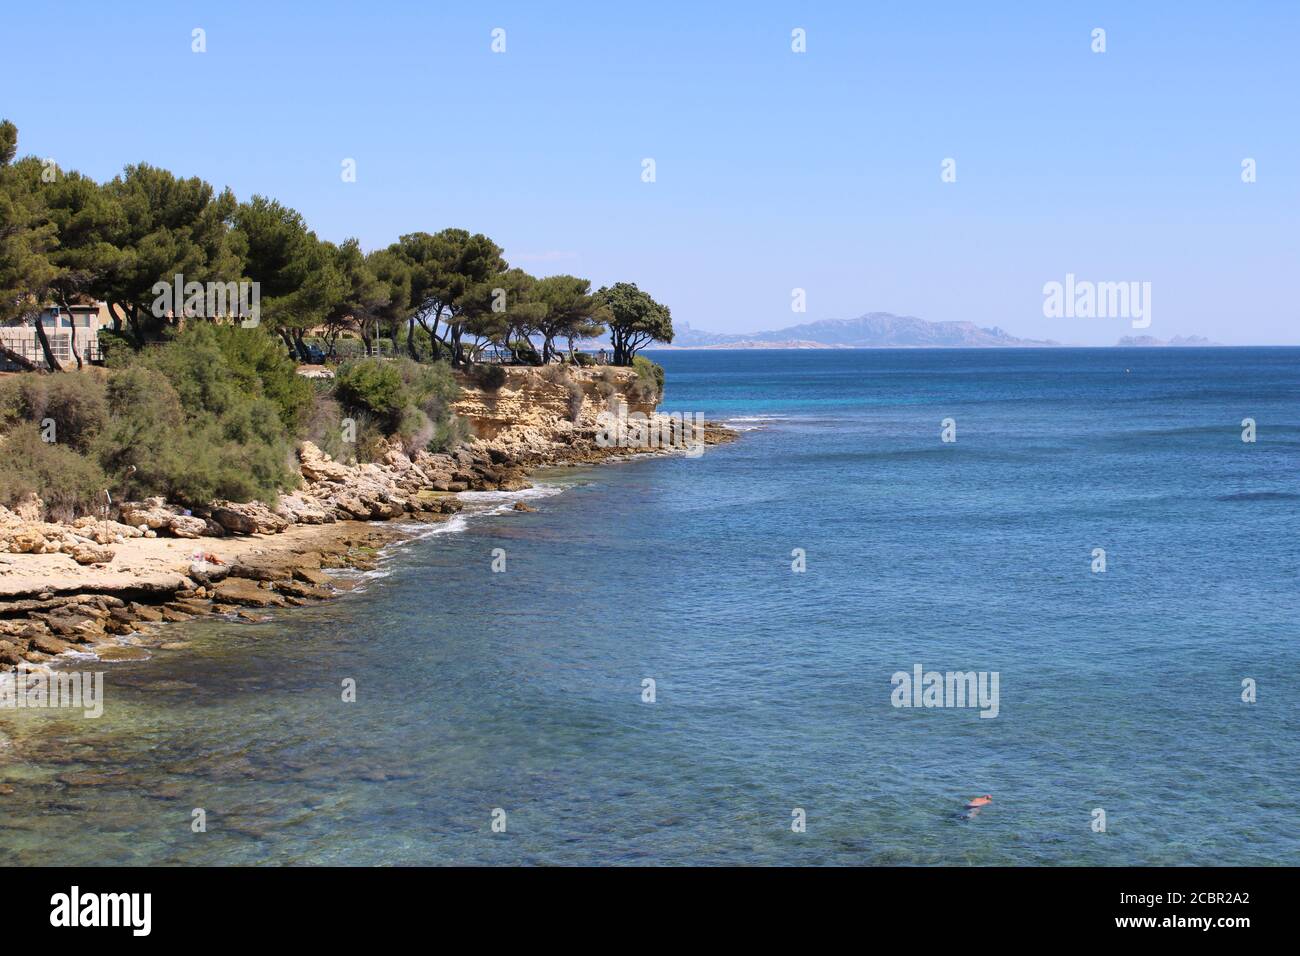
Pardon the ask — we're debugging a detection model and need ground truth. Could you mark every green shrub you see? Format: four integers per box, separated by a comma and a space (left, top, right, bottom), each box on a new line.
573, 351, 596, 367
508, 338, 540, 364
632, 355, 664, 399
348, 411, 389, 463
143, 323, 308, 429
98, 356, 294, 506
430, 415, 471, 452
0, 426, 108, 521
309, 403, 384, 464
397, 358, 458, 417
209, 324, 313, 430
40, 373, 109, 451
331, 357, 463, 455
395, 406, 435, 456
97, 328, 135, 367
0, 372, 109, 453
0, 333, 469, 513
188, 397, 295, 503
90, 366, 183, 504
334, 358, 408, 426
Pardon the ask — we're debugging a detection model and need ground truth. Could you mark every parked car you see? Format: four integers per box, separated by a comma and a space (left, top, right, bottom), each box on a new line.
289, 344, 327, 364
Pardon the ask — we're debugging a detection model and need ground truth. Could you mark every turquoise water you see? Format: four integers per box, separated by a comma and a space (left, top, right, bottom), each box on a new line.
2, 348, 1298, 864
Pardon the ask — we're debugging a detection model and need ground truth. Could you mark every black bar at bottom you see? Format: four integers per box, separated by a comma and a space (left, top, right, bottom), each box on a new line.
10, 866, 1274, 940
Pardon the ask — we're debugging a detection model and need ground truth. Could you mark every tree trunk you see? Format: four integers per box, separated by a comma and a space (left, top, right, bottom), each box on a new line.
407, 318, 419, 360
128, 303, 145, 348
69, 325, 84, 369
0, 340, 39, 371
451, 325, 465, 366
58, 296, 84, 369
30, 315, 65, 372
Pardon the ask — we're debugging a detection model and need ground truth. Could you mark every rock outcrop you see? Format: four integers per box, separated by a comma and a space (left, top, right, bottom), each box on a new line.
451, 365, 734, 466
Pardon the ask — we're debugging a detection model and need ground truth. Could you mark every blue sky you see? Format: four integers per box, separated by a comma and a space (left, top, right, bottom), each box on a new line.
5, 1, 1297, 344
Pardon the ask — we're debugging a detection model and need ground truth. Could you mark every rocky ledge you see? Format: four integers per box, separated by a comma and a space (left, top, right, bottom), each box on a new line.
0, 524, 395, 667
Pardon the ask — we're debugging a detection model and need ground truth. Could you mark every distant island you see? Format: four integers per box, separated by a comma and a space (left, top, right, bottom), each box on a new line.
585, 311, 1223, 349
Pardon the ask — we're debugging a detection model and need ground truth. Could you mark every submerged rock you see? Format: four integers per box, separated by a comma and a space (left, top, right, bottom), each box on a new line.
94, 645, 151, 662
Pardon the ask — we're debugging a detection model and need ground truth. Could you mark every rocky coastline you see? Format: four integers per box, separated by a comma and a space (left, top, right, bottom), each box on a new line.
0, 365, 735, 671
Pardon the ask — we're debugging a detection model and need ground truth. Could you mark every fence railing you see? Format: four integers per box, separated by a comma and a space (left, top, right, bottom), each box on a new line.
316, 338, 394, 360
0, 331, 105, 367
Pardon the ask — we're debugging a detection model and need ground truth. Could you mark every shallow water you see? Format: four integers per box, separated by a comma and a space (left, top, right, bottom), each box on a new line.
2, 348, 1298, 865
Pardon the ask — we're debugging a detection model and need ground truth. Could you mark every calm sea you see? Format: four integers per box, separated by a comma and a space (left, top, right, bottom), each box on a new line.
2, 348, 1298, 865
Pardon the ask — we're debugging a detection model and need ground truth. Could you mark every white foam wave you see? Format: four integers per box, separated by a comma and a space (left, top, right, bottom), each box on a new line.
723, 415, 789, 431
390, 513, 472, 538
457, 484, 564, 516
457, 484, 563, 505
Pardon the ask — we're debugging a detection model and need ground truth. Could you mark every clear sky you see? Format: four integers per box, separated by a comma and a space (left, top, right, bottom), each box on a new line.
5, 1, 1297, 344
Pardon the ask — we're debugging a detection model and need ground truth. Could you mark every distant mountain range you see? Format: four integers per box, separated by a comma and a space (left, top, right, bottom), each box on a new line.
582, 312, 1223, 351
662, 313, 1059, 349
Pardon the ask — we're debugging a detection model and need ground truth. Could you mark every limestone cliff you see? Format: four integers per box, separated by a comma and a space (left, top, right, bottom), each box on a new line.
452, 366, 655, 456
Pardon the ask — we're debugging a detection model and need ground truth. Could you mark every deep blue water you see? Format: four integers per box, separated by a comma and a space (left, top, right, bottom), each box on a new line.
3, 348, 1298, 864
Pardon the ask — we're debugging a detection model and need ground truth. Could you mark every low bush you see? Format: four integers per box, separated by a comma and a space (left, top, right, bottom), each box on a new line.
566, 381, 585, 422
430, 415, 471, 452
508, 338, 540, 364
630, 356, 664, 403
397, 358, 458, 422
0, 371, 108, 453
334, 358, 408, 427
473, 363, 508, 393
540, 363, 571, 386
96, 362, 293, 505
395, 405, 435, 457
143, 324, 312, 432
0, 425, 108, 521
302, 389, 349, 460
331, 357, 464, 457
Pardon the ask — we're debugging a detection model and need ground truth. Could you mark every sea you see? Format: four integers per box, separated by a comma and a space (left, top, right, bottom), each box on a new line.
2, 347, 1297, 865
